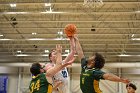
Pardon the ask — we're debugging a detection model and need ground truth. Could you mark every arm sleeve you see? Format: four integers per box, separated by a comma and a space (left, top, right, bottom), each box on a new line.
93, 70, 105, 80
81, 57, 88, 68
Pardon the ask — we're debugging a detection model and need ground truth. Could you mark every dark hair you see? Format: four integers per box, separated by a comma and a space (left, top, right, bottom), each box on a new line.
48, 52, 52, 61
126, 83, 137, 90
30, 62, 41, 76
48, 49, 56, 62
94, 53, 105, 69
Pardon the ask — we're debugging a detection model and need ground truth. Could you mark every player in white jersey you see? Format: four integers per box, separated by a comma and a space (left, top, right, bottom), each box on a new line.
46, 37, 75, 93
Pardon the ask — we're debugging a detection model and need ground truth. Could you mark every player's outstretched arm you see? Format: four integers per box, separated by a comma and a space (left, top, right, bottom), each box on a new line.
103, 73, 130, 84
63, 37, 76, 63
74, 35, 85, 61
46, 58, 75, 77
46, 45, 75, 77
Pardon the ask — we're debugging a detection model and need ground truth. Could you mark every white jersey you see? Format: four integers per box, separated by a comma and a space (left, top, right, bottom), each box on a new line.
52, 67, 69, 93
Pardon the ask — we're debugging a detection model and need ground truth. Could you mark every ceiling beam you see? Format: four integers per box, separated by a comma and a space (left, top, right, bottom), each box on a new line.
0, 2, 140, 5
1, 20, 140, 23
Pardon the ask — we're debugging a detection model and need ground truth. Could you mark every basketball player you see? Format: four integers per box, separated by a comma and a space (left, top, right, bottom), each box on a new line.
47, 37, 75, 93
74, 35, 130, 93
126, 83, 137, 93
29, 45, 75, 93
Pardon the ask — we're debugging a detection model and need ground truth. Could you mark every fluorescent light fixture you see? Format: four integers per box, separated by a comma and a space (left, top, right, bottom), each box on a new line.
32, 32, 37, 35
15, 54, 78, 57
58, 31, 63, 35
131, 34, 135, 37
63, 54, 78, 57
0, 38, 69, 41
27, 38, 69, 41
42, 54, 77, 57
10, 4, 16, 7
0, 12, 65, 15
17, 50, 22, 53
41, 11, 66, 14
42, 54, 49, 56
0, 39, 12, 41
0, 34, 4, 37
118, 54, 140, 57
45, 3, 51, 6
54, 38, 69, 40
118, 54, 131, 57
65, 49, 70, 53
27, 38, 46, 40
45, 50, 49, 53
131, 38, 140, 40
15, 54, 30, 56
135, 11, 140, 13
1, 12, 28, 14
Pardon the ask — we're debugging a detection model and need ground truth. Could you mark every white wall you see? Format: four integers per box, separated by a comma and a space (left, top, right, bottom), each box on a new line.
8, 74, 19, 93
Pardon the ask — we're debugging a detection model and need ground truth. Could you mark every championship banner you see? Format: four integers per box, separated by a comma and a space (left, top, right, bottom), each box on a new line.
0, 76, 8, 93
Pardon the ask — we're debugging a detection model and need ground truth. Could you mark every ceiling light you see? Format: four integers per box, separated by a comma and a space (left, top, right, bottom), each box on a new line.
118, 54, 140, 57
27, 38, 69, 41
131, 34, 135, 37
62, 54, 78, 57
45, 50, 49, 53
41, 11, 66, 14
0, 39, 12, 41
42, 54, 49, 56
54, 38, 69, 40
32, 32, 37, 35
58, 31, 63, 35
15, 54, 30, 56
27, 38, 46, 40
45, 3, 51, 7
10, 4, 16, 7
65, 49, 70, 53
0, 38, 69, 41
0, 34, 4, 37
131, 38, 140, 40
57, 31, 64, 39
17, 50, 22, 53
15, 54, 78, 57
42, 54, 70, 57
118, 54, 131, 57
135, 11, 140, 13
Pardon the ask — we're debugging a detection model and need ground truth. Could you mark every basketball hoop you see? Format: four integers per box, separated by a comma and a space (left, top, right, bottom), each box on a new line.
83, 0, 103, 8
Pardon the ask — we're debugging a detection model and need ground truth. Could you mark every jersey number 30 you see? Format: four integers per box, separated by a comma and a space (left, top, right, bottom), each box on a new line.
30, 80, 40, 93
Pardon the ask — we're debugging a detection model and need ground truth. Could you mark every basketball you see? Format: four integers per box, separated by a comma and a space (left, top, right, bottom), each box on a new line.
64, 24, 77, 37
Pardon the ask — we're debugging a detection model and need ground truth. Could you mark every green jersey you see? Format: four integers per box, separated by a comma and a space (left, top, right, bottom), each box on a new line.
80, 58, 105, 93
29, 73, 53, 93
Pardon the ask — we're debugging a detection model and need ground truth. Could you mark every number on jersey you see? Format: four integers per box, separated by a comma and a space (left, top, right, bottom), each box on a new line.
30, 80, 40, 93
62, 70, 68, 78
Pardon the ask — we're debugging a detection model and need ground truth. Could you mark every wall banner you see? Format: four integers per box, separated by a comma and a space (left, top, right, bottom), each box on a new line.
0, 76, 8, 93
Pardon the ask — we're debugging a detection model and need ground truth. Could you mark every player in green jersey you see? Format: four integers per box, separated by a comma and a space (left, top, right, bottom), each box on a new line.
29, 45, 75, 93
74, 35, 130, 93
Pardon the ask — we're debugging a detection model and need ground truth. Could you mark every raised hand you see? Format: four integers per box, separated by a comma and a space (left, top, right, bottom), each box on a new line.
56, 44, 62, 53
120, 78, 130, 84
